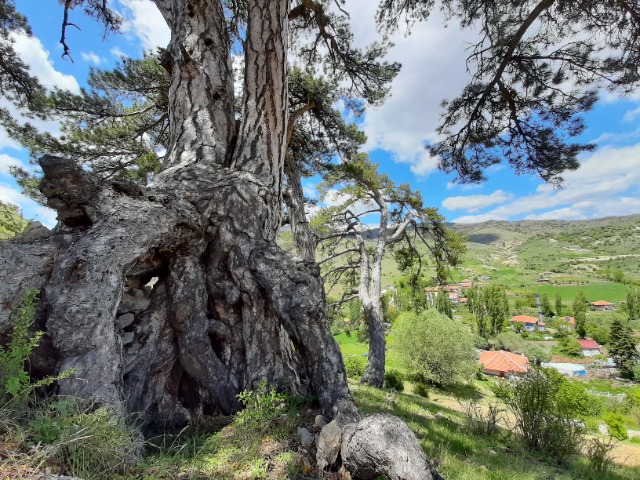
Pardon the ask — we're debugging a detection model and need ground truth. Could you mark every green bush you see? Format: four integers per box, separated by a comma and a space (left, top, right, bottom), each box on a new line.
554, 336, 583, 358
556, 381, 602, 418
413, 383, 429, 398
585, 437, 615, 473
604, 412, 628, 440
27, 397, 142, 479
344, 356, 366, 379
500, 368, 583, 459
392, 309, 476, 386
235, 380, 287, 428
384, 370, 404, 392
0, 289, 41, 403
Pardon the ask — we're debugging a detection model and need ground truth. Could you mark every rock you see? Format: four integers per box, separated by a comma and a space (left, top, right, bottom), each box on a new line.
14, 221, 51, 243
121, 331, 135, 345
598, 424, 609, 435
314, 414, 327, 429
116, 313, 136, 330
341, 414, 442, 480
297, 426, 315, 448
435, 412, 446, 420
117, 294, 151, 314
316, 420, 342, 470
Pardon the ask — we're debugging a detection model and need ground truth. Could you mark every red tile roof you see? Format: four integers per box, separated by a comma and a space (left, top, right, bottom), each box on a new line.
591, 300, 614, 306
562, 316, 576, 325
510, 315, 539, 324
578, 339, 600, 349
479, 350, 529, 374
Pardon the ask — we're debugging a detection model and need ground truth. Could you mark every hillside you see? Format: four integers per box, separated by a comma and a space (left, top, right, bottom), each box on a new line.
444, 214, 640, 301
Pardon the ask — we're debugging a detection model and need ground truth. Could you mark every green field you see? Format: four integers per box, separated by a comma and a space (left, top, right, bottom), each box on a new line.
534, 283, 629, 302
334, 331, 404, 371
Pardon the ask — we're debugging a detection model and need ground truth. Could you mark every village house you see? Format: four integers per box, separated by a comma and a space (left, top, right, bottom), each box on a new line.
590, 300, 616, 311
578, 338, 602, 357
510, 315, 545, 332
479, 350, 529, 377
560, 316, 575, 326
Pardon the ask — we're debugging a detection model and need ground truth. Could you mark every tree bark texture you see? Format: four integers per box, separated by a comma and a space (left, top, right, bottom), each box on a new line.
0, 1, 442, 477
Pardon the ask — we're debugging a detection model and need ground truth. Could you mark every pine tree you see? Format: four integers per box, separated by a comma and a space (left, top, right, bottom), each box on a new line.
555, 293, 563, 317
627, 288, 639, 322
573, 291, 587, 338
435, 288, 453, 319
609, 319, 640, 379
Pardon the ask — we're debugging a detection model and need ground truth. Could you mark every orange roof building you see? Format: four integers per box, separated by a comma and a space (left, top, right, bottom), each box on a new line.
590, 300, 616, 311
510, 315, 545, 331
479, 350, 529, 377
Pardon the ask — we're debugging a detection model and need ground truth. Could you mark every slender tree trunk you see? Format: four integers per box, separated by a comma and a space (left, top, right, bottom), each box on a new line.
284, 159, 316, 261
360, 192, 388, 388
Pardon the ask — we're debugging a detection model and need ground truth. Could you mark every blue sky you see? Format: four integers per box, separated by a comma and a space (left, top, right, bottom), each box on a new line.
1, 0, 639, 228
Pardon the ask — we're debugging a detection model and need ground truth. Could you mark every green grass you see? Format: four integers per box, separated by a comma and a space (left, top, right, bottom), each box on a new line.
534, 283, 629, 302
350, 382, 640, 480
334, 331, 404, 371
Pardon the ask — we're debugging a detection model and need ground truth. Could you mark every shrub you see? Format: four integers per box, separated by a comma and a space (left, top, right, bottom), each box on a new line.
585, 437, 615, 473
555, 337, 583, 358
604, 412, 628, 440
556, 381, 602, 418
493, 331, 524, 353
27, 398, 142, 479
0, 289, 41, 403
344, 356, 365, 379
414, 383, 429, 398
235, 380, 287, 428
392, 309, 476, 386
460, 399, 501, 436
501, 368, 583, 459
384, 370, 404, 392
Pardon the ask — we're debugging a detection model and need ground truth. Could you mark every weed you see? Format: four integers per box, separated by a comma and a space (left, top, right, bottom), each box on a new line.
384, 369, 404, 392
585, 437, 615, 473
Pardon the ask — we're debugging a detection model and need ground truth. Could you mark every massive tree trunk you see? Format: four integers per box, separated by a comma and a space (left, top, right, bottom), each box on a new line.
0, 1, 441, 477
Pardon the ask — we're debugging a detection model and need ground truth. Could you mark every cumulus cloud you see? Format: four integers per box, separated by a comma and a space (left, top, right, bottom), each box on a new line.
442, 190, 513, 212
81, 51, 106, 65
623, 105, 640, 123
340, 1, 478, 177
451, 143, 640, 223
0, 183, 57, 228
118, 0, 170, 51
11, 33, 80, 93
0, 153, 22, 175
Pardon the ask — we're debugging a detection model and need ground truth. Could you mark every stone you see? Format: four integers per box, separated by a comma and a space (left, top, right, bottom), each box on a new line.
121, 331, 135, 345
116, 313, 136, 330
314, 414, 327, 429
117, 294, 151, 314
297, 426, 315, 448
316, 420, 342, 470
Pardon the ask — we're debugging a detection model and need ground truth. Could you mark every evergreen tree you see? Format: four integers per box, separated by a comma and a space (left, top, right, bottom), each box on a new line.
555, 293, 563, 317
540, 293, 552, 317
435, 288, 453, 319
609, 319, 640, 379
573, 291, 587, 338
627, 288, 639, 322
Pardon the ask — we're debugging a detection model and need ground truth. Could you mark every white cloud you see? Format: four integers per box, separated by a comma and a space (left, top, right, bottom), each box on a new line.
447, 181, 483, 191
81, 51, 106, 65
110, 47, 126, 58
118, 0, 170, 51
451, 143, 640, 223
623, 105, 640, 123
0, 154, 22, 175
442, 190, 513, 213
302, 181, 319, 200
11, 33, 80, 93
0, 183, 57, 228
340, 1, 478, 177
